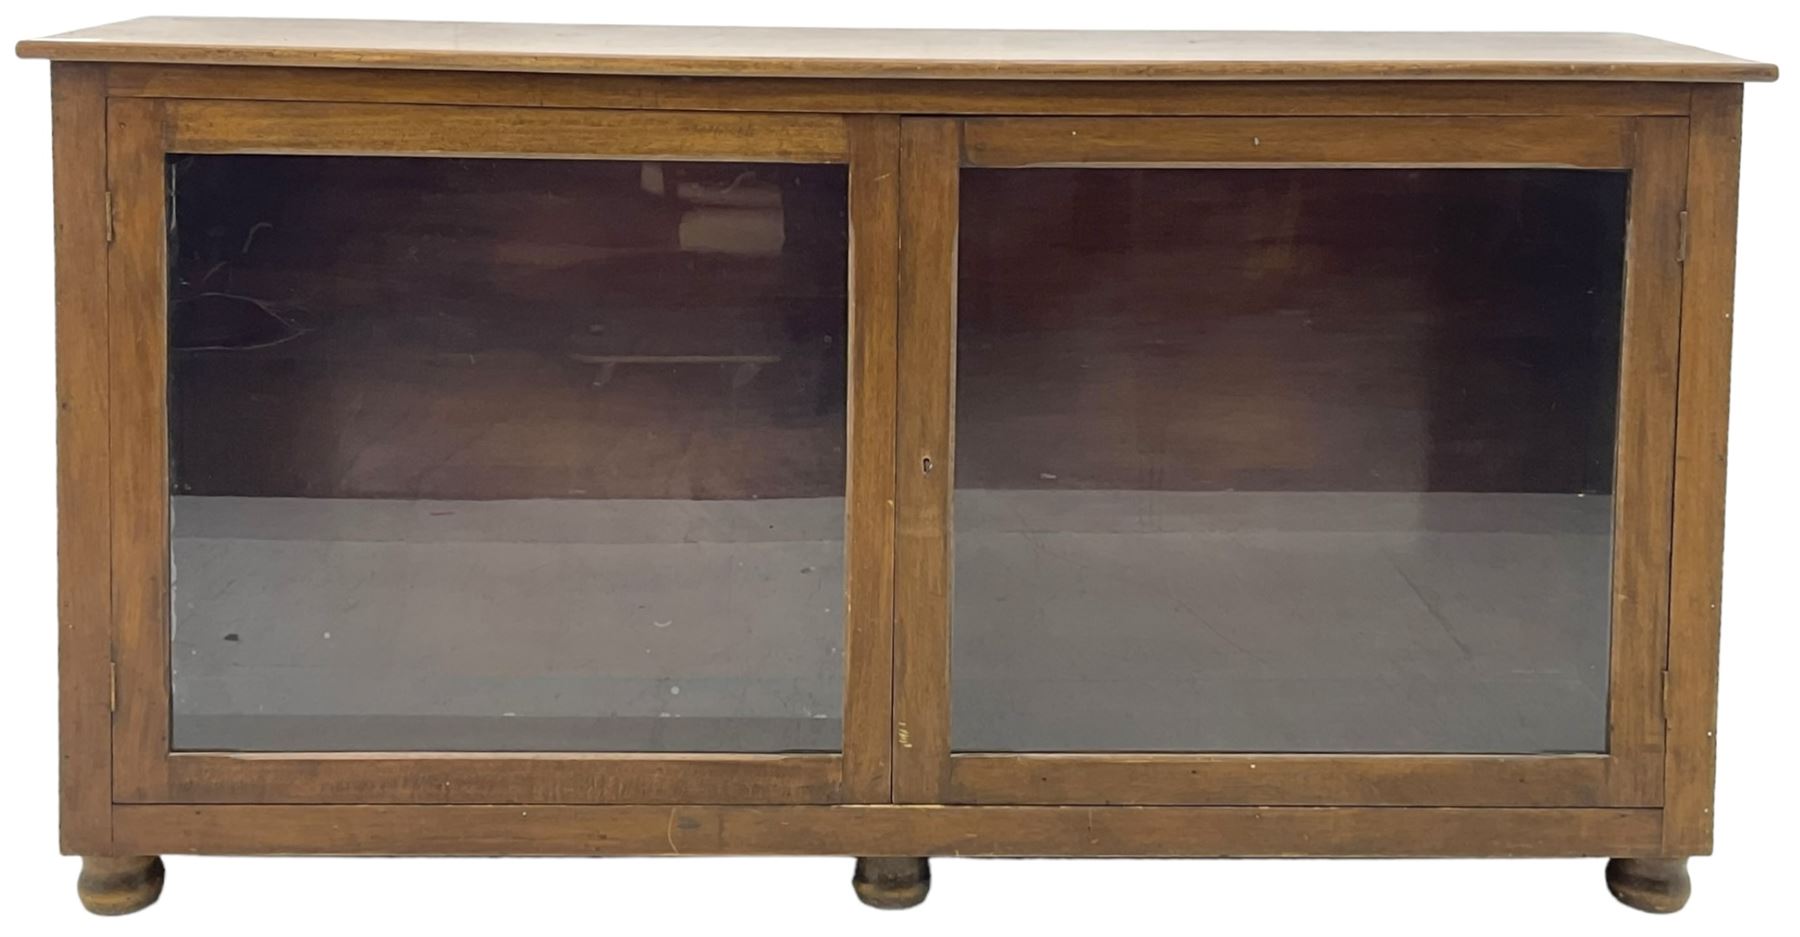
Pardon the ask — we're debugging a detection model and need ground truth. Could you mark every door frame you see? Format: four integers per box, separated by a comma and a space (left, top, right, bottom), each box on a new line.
103, 97, 900, 805
892, 114, 1689, 808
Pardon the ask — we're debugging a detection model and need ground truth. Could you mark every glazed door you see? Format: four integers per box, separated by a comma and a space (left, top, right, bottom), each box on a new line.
893, 116, 1687, 807
107, 99, 899, 804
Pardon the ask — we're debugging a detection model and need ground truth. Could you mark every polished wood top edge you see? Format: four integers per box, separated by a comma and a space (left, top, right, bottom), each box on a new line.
16, 19, 1778, 83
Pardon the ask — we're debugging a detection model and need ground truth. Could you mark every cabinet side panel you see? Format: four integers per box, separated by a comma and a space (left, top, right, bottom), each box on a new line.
51, 61, 114, 855
1664, 83, 1746, 856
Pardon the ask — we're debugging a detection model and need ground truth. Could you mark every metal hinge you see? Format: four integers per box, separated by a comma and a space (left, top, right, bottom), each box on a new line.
1677, 210, 1690, 264
103, 190, 115, 245
108, 661, 117, 713
1661, 669, 1671, 727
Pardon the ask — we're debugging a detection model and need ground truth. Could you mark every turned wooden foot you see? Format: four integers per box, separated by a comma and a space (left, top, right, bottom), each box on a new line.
852, 857, 929, 909
1606, 857, 1690, 913
77, 856, 165, 916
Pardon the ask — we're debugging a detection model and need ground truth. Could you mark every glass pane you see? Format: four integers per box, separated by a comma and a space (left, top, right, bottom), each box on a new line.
953, 168, 1627, 754
168, 155, 848, 752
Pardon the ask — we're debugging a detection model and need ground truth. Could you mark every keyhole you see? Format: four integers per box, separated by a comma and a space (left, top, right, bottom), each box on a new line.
922, 457, 933, 474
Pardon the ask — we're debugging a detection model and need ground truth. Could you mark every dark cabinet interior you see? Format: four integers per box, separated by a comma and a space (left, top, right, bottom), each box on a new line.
165, 155, 853, 753
952, 168, 1629, 754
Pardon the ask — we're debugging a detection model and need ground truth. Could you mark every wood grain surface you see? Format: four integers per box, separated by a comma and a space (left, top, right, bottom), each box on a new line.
17, 19, 1777, 82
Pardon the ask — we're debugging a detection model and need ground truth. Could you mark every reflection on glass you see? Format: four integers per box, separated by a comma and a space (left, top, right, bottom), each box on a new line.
168, 155, 849, 752
952, 169, 1627, 754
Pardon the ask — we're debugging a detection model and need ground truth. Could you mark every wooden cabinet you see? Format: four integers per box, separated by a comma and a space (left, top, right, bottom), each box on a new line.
18, 18, 1775, 917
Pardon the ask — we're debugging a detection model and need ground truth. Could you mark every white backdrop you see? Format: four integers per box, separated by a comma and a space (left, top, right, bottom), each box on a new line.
0, 3, 1791, 935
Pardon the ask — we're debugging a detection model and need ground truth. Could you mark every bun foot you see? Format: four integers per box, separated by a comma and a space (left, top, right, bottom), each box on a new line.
852, 856, 929, 909
1606, 857, 1690, 914
78, 855, 165, 916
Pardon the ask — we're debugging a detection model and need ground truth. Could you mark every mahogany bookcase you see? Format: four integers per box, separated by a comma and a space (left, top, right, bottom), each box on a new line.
17, 17, 1776, 917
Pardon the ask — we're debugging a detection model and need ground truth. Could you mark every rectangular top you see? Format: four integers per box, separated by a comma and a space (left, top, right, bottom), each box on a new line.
17, 18, 1777, 83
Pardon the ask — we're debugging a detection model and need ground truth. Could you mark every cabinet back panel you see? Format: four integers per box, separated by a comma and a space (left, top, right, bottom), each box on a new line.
169, 155, 849, 502
957, 168, 1627, 495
